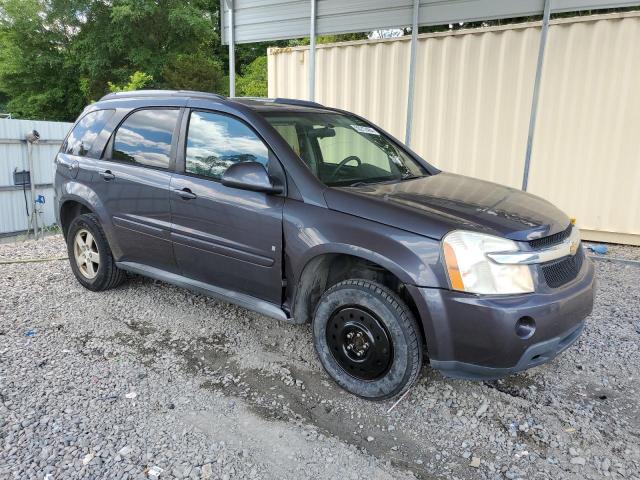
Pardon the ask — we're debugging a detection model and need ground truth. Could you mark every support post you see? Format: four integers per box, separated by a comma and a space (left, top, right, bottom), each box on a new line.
26, 142, 38, 239
309, 0, 317, 101
227, 0, 235, 97
404, 0, 420, 145
522, 0, 552, 191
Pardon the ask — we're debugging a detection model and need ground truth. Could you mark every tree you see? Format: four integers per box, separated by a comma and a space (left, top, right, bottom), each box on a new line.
108, 71, 154, 92
163, 53, 227, 94
0, 0, 86, 120
0, 0, 247, 120
236, 56, 267, 97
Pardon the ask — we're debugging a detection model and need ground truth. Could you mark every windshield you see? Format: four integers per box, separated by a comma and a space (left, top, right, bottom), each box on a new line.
263, 112, 427, 187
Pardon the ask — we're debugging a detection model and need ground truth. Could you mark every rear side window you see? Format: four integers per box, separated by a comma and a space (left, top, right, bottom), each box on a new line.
112, 109, 179, 169
63, 109, 115, 157
185, 111, 269, 180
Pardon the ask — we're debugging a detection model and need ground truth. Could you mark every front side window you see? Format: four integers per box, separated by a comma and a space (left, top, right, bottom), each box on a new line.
64, 109, 115, 157
264, 112, 426, 187
185, 111, 269, 180
112, 109, 179, 169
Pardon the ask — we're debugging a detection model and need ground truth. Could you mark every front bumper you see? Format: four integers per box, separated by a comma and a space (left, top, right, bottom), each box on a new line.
407, 256, 595, 380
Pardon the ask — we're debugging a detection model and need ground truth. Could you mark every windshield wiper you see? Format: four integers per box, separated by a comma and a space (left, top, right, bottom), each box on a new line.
401, 174, 422, 181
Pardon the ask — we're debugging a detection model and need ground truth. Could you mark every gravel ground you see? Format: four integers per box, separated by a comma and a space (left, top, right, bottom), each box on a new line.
1, 235, 639, 480
584, 242, 640, 262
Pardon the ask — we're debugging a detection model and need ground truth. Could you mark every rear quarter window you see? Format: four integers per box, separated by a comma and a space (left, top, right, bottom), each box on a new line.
63, 109, 115, 157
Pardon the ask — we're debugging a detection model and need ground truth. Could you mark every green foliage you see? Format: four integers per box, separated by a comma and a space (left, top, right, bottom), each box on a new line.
108, 71, 154, 92
0, 0, 263, 120
164, 53, 228, 95
236, 56, 267, 97
288, 32, 370, 47
0, 0, 86, 120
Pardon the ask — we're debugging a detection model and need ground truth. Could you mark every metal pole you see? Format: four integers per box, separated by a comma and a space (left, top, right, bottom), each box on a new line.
522, 0, 552, 191
228, 0, 235, 97
309, 0, 317, 101
404, 0, 419, 145
26, 142, 38, 239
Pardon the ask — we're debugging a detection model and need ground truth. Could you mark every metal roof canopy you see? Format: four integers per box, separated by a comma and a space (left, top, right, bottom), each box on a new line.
221, 0, 640, 189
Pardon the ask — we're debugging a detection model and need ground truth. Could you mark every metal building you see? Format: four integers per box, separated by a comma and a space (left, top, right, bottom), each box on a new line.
222, 0, 640, 245
268, 11, 640, 245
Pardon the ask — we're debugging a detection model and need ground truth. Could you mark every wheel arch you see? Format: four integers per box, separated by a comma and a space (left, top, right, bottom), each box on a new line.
59, 197, 95, 239
290, 248, 427, 347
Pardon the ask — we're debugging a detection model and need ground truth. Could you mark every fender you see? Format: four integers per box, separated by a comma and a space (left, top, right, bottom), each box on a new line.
58, 182, 117, 249
294, 242, 416, 287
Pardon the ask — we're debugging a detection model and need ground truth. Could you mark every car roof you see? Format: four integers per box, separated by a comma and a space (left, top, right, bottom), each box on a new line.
97, 90, 331, 114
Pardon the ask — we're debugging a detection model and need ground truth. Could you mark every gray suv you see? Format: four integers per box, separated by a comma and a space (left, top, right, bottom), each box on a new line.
55, 90, 595, 400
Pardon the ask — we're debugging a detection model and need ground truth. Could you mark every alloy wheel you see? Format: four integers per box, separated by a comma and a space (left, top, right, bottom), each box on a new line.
73, 228, 100, 279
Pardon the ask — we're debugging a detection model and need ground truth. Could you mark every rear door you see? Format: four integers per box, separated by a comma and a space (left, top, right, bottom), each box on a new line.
170, 108, 285, 304
91, 107, 182, 272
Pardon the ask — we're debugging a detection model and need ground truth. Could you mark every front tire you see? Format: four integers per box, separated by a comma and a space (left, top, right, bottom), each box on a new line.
313, 279, 423, 400
67, 213, 125, 291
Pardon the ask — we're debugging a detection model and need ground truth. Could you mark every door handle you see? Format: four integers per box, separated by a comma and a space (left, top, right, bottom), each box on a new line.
173, 188, 197, 200
99, 170, 115, 181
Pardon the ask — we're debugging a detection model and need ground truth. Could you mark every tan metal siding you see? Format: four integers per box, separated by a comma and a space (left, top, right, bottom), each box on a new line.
268, 12, 640, 245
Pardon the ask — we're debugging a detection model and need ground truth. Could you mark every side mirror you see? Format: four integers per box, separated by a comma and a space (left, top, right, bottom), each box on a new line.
221, 161, 283, 194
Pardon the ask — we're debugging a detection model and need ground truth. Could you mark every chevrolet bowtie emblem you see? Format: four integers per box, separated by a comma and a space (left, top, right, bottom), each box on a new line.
569, 240, 579, 256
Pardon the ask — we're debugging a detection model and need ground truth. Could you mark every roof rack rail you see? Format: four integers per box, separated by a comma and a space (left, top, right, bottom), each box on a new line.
232, 97, 324, 108
99, 90, 226, 102
272, 98, 324, 108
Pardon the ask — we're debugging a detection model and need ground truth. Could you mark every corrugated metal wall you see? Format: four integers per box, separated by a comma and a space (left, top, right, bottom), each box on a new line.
268, 11, 640, 245
0, 119, 72, 235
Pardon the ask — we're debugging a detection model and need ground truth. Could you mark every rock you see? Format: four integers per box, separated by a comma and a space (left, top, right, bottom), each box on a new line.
470, 457, 481, 468
475, 401, 489, 417
82, 453, 94, 465
148, 465, 164, 479
118, 446, 132, 457
201, 463, 213, 479
571, 457, 586, 466
366, 436, 374, 442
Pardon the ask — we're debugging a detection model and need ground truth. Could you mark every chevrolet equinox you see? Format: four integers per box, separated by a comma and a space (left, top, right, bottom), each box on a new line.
55, 90, 595, 400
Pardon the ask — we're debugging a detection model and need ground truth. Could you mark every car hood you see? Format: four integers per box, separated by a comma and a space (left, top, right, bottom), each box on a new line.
324, 172, 569, 241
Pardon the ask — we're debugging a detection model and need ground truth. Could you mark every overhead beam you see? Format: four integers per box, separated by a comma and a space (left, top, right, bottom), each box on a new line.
227, 0, 235, 97
522, 0, 552, 191
221, 0, 639, 44
405, 0, 420, 146
309, 0, 316, 101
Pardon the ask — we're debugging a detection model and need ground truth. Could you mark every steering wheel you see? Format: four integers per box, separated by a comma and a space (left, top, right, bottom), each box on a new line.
328, 155, 362, 181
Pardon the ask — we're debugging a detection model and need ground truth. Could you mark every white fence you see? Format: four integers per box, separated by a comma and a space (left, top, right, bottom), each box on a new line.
0, 119, 72, 236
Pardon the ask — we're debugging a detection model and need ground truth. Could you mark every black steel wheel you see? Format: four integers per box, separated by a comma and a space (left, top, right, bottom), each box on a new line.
326, 307, 393, 381
313, 279, 423, 400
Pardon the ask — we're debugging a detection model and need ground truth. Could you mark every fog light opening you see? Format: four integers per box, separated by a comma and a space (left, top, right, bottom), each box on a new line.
515, 316, 536, 339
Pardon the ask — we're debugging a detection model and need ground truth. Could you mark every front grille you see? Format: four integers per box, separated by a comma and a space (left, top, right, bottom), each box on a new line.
529, 224, 573, 250
541, 245, 584, 288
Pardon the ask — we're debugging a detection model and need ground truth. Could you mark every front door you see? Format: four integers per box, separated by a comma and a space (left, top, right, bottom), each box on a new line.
170, 109, 284, 305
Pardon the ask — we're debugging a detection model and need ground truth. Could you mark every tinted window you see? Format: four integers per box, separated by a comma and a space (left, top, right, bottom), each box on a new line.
112, 109, 179, 169
265, 112, 425, 187
64, 109, 115, 157
185, 111, 269, 180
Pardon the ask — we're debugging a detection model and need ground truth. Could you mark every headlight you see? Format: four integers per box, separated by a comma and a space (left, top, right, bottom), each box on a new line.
442, 230, 534, 294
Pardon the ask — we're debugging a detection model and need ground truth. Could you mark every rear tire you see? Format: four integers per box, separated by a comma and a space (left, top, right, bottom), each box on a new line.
312, 279, 423, 400
66, 213, 125, 291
